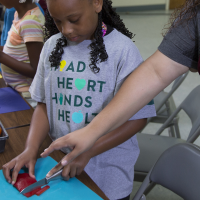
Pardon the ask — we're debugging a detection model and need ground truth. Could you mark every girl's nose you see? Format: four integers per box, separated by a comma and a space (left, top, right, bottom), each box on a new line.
62, 23, 73, 36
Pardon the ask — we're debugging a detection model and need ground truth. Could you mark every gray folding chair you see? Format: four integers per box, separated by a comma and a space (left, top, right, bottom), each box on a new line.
134, 85, 200, 195
133, 143, 200, 200
143, 71, 189, 137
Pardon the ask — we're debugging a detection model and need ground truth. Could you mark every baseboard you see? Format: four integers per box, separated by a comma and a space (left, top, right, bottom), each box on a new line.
115, 4, 166, 12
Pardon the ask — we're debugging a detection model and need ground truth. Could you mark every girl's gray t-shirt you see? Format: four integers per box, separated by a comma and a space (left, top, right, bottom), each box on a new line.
30, 30, 156, 199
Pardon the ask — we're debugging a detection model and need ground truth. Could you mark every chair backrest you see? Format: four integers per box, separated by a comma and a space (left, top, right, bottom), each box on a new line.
155, 85, 200, 142
150, 143, 200, 200
171, 71, 189, 91
155, 71, 189, 113
178, 85, 200, 141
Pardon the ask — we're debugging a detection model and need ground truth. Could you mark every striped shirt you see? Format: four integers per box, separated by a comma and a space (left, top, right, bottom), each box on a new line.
1, 7, 44, 90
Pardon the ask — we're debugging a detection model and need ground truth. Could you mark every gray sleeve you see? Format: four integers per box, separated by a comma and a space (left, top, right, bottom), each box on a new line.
29, 44, 46, 103
114, 43, 156, 120
158, 13, 198, 70
114, 42, 143, 91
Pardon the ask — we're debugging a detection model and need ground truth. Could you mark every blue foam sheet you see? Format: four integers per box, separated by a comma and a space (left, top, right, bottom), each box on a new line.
0, 87, 30, 114
0, 157, 103, 200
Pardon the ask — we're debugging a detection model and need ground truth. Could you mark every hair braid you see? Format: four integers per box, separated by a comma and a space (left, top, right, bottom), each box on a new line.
89, 11, 108, 73
44, 0, 134, 72
44, 10, 68, 69
101, 0, 134, 39
49, 35, 68, 68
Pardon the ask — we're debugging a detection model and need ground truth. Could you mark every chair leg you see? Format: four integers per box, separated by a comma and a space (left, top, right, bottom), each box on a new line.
174, 118, 180, 138
139, 195, 146, 200
164, 101, 176, 137
168, 126, 175, 137
143, 182, 156, 196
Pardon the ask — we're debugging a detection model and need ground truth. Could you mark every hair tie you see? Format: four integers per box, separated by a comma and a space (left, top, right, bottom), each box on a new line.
102, 22, 107, 37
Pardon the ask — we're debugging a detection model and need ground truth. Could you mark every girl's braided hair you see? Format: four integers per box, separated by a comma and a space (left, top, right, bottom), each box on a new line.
44, 0, 134, 73
163, 0, 200, 36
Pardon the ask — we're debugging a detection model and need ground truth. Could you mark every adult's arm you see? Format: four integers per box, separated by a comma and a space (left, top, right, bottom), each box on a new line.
45, 118, 147, 178
41, 50, 189, 165
89, 50, 189, 133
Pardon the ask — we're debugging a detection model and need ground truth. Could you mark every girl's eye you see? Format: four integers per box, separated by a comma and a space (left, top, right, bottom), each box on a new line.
69, 18, 79, 23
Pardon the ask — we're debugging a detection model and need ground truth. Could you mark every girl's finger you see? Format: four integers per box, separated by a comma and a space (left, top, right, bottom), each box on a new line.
2, 162, 15, 183
28, 162, 36, 179
11, 164, 24, 185
69, 166, 76, 178
62, 165, 70, 180
62, 175, 70, 181
76, 167, 84, 176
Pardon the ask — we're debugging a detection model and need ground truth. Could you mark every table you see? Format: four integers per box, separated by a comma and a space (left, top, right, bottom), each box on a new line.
0, 77, 34, 129
0, 126, 109, 200
0, 76, 108, 199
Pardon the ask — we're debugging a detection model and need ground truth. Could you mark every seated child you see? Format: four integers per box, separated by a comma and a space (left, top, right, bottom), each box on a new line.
0, 0, 44, 108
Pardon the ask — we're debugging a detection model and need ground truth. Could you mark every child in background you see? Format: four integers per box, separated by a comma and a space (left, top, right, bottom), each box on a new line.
1, 8, 15, 47
0, 7, 15, 73
0, 3, 44, 47
3, 0, 156, 199
1, 3, 44, 47
0, 0, 44, 107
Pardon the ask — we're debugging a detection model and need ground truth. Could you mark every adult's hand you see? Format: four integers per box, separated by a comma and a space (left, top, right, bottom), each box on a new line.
45, 151, 91, 179
41, 126, 97, 166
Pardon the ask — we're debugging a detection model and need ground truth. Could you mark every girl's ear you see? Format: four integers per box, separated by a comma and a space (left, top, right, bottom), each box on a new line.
93, 0, 103, 13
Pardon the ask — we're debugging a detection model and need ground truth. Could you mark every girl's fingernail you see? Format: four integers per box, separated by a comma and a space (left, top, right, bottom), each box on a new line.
62, 160, 67, 165
44, 148, 48, 151
8, 180, 11, 184
12, 180, 16, 185
46, 172, 50, 178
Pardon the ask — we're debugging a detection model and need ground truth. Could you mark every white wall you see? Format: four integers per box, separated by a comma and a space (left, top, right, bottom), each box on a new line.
112, 0, 168, 7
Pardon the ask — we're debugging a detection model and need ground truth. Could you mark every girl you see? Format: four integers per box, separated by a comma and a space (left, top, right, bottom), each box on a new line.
0, 0, 44, 107
3, 0, 156, 199
41, 0, 198, 167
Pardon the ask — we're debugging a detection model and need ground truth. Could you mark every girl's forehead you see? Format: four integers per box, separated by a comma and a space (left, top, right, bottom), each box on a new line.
46, 0, 92, 14
46, 0, 91, 6
46, 0, 93, 19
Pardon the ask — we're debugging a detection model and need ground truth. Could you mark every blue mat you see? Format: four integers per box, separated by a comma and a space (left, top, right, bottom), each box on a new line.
0, 87, 30, 114
0, 157, 103, 200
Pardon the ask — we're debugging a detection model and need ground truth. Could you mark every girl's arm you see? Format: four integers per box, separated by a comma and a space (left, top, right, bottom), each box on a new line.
41, 50, 189, 165
0, 42, 43, 78
2, 102, 49, 184
44, 118, 147, 178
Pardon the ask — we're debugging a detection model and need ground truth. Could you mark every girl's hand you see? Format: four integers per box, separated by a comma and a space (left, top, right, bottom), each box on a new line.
41, 126, 97, 166
2, 148, 38, 185
45, 152, 91, 180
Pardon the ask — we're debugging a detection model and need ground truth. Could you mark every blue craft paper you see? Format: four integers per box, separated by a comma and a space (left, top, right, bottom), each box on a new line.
0, 157, 103, 200
0, 87, 30, 114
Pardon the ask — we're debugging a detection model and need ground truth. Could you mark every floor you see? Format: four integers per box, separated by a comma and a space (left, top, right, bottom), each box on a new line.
118, 10, 200, 200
